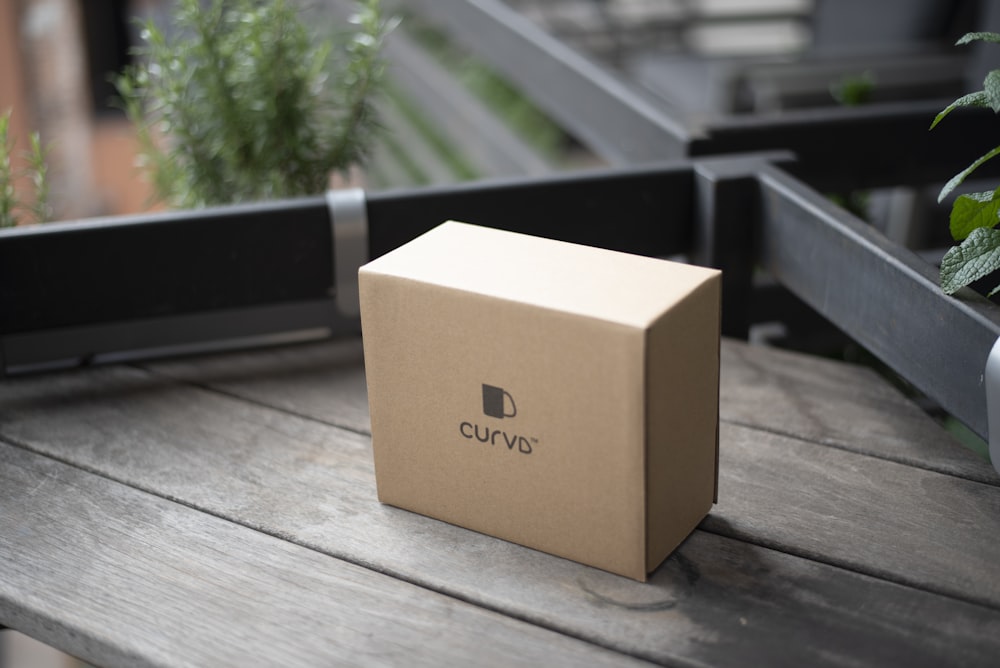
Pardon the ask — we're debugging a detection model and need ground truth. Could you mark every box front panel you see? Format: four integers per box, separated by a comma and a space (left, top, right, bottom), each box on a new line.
362, 276, 647, 578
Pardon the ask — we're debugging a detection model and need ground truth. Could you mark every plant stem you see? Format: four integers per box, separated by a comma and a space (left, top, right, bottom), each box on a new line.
26, 131, 50, 223
0, 110, 16, 228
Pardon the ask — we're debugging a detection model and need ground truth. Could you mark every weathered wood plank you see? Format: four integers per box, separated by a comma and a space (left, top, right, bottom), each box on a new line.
708, 421, 1000, 608
144, 337, 371, 433
146, 337, 998, 483
719, 339, 997, 484
0, 442, 647, 668
3, 363, 1000, 665
136, 341, 1000, 606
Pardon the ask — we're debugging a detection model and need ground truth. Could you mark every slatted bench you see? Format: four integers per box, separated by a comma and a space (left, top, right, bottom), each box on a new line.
2, 335, 998, 666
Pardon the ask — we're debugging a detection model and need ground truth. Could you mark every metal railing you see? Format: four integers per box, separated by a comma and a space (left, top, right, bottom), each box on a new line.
4, 0, 1000, 472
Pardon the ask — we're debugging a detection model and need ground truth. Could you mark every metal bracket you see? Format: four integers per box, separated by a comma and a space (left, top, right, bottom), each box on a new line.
326, 188, 369, 318
985, 336, 1000, 473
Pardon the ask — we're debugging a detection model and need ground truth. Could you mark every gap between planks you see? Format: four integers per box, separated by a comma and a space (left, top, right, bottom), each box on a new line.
136, 336, 999, 485
133, 346, 1000, 616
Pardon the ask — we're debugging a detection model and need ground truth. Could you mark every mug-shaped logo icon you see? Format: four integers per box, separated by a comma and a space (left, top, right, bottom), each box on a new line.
482, 384, 517, 419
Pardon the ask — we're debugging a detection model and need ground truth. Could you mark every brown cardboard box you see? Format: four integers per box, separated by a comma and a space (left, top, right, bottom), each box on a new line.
359, 221, 720, 581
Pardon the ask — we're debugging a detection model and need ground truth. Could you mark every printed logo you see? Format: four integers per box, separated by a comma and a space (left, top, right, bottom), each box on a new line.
482, 384, 516, 419
458, 382, 537, 455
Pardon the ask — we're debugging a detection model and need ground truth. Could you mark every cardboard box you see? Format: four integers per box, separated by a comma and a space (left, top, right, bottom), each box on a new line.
359, 221, 720, 581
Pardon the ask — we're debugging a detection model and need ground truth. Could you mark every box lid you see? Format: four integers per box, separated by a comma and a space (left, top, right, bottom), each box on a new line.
362, 221, 719, 329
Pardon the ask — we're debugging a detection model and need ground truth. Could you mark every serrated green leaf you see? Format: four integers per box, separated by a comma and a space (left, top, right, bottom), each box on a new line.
940, 227, 1000, 294
957, 31, 1000, 46
930, 91, 989, 129
950, 189, 1000, 240
938, 144, 1000, 202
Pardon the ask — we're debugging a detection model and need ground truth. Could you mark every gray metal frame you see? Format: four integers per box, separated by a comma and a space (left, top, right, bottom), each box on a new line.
3, 153, 999, 471
397, 0, 1000, 189
4, 0, 999, 472
396, 0, 1000, 464
755, 163, 1000, 438
397, 0, 692, 164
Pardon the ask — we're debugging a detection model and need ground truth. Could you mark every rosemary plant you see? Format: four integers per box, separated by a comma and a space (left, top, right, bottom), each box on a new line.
0, 109, 51, 228
116, 0, 392, 208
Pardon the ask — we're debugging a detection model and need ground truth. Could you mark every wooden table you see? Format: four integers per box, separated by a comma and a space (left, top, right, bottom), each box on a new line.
2, 337, 999, 666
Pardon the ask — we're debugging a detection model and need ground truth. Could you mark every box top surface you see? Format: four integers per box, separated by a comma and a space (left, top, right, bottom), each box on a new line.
360, 221, 719, 328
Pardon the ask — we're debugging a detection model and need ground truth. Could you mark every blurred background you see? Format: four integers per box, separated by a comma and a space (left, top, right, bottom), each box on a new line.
2, 0, 157, 220
2, 0, 988, 221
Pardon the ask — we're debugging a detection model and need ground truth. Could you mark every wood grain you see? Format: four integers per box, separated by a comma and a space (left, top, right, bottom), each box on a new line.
0, 442, 648, 668
720, 340, 997, 483
708, 421, 1000, 608
144, 338, 371, 433
3, 361, 1000, 665
145, 337, 998, 484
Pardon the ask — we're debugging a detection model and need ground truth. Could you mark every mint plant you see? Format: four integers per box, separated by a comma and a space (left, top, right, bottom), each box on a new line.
933, 32, 1000, 296
116, 0, 392, 208
1, 109, 51, 228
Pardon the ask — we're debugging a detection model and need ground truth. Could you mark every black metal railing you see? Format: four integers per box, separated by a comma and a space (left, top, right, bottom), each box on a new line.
5, 0, 1000, 469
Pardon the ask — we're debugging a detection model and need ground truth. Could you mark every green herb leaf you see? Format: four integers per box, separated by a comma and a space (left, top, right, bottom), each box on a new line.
938, 144, 1000, 203
950, 188, 1000, 240
986, 70, 1000, 112
940, 227, 1000, 294
930, 91, 988, 129
957, 31, 1000, 46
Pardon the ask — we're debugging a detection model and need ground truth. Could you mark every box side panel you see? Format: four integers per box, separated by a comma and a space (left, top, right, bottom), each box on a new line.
360, 269, 648, 579
645, 274, 721, 573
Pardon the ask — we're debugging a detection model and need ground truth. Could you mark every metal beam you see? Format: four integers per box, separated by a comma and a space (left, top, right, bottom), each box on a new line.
398, 0, 693, 164
693, 102, 1000, 192
1, 163, 696, 374
756, 163, 1000, 439
365, 162, 695, 258
398, 0, 1000, 194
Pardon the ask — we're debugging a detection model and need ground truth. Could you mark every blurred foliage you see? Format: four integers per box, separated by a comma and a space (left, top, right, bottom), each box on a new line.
116, 0, 393, 208
383, 82, 479, 184
0, 109, 50, 227
404, 16, 568, 160
830, 70, 876, 107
